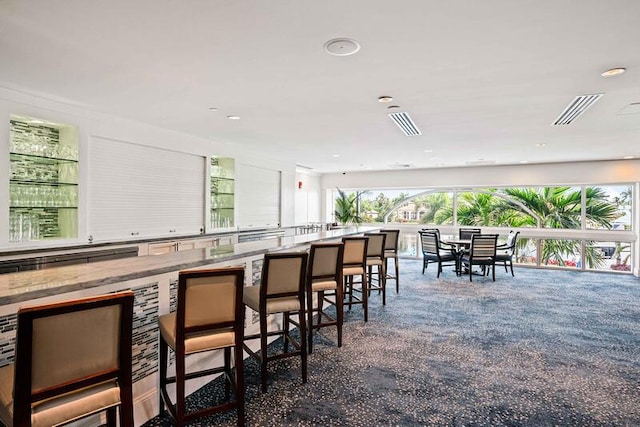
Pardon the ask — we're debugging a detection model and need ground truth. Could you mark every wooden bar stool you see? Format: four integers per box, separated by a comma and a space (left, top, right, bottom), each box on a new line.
380, 229, 400, 292
365, 232, 387, 305
243, 252, 309, 393
0, 291, 134, 427
306, 242, 344, 353
158, 267, 245, 426
342, 236, 369, 322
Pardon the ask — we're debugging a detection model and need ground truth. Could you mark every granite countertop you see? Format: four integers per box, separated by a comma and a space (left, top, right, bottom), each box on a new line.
0, 226, 377, 305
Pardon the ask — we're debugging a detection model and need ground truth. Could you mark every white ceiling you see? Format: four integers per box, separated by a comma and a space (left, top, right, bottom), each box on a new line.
1, 0, 639, 173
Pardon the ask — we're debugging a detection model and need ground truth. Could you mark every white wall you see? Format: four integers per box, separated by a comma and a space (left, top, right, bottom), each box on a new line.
294, 170, 321, 225
0, 87, 297, 247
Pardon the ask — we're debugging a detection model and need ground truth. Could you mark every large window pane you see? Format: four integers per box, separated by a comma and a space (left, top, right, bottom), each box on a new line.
540, 239, 581, 268
585, 241, 632, 272
585, 185, 632, 231
515, 237, 537, 266
416, 192, 453, 225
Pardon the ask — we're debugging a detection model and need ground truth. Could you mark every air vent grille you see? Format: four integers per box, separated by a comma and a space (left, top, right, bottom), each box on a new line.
552, 94, 603, 125
388, 112, 421, 136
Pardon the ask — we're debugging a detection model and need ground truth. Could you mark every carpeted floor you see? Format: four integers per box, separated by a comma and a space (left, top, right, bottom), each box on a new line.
143, 260, 640, 426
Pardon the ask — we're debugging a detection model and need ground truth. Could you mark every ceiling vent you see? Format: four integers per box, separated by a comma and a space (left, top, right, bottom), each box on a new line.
552, 94, 603, 125
388, 112, 421, 136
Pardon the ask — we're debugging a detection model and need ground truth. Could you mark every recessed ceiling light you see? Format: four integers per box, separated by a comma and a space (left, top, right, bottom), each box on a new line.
520, 160, 529, 164
536, 143, 546, 147
332, 154, 340, 158
387, 105, 400, 110
208, 107, 219, 111
378, 96, 393, 103
324, 38, 360, 56
623, 156, 634, 159
424, 149, 433, 153
601, 67, 626, 77
227, 115, 240, 120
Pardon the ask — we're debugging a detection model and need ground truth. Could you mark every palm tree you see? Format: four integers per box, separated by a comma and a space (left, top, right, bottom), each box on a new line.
334, 188, 365, 225
503, 187, 619, 268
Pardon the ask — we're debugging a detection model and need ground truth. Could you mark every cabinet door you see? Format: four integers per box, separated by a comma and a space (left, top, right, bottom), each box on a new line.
177, 240, 196, 251
148, 242, 177, 255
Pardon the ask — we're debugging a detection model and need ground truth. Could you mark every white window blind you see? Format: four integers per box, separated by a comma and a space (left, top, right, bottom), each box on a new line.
88, 137, 205, 240
237, 164, 280, 229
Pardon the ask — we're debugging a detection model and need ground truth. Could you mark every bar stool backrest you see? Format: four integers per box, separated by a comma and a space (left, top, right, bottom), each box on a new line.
342, 237, 368, 268
380, 229, 400, 252
10, 291, 134, 426
365, 233, 386, 259
179, 267, 244, 334
309, 243, 344, 281
262, 253, 308, 298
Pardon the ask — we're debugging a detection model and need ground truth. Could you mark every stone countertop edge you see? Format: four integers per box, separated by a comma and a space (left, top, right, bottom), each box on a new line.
0, 227, 378, 306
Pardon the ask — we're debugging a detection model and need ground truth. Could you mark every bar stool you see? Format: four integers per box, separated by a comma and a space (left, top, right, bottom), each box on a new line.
158, 267, 245, 426
380, 229, 400, 292
306, 242, 344, 353
342, 236, 369, 322
243, 252, 309, 393
0, 291, 134, 427
364, 232, 387, 305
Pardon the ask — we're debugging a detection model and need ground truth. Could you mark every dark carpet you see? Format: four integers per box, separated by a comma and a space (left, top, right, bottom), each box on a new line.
143, 260, 640, 426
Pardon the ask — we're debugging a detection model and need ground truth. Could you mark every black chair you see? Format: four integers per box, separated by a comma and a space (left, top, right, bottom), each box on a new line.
460, 234, 498, 282
459, 228, 481, 240
495, 231, 520, 276
419, 231, 458, 277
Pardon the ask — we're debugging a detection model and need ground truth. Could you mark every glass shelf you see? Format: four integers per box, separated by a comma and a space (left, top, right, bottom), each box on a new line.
8, 115, 79, 242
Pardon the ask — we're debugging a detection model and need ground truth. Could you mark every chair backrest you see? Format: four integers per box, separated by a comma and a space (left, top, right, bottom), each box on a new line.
342, 236, 368, 268
379, 229, 399, 252
261, 252, 308, 298
419, 231, 439, 256
470, 234, 498, 258
504, 231, 520, 255
177, 267, 245, 337
459, 228, 482, 240
13, 291, 134, 424
364, 233, 386, 259
308, 242, 344, 283
421, 228, 440, 238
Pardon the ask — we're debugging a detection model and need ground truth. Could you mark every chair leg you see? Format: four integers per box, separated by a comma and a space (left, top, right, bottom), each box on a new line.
509, 260, 514, 276
436, 261, 441, 278
176, 346, 186, 425
307, 289, 314, 354
381, 263, 386, 306
106, 406, 117, 427
298, 307, 308, 384
394, 256, 399, 293
492, 263, 496, 281
362, 271, 368, 322
469, 264, 473, 282
283, 311, 290, 353
260, 312, 269, 393
224, 347, 231, 399
336, 284, 344, 347
234, 341, 245, 427
158, 337, 167, 415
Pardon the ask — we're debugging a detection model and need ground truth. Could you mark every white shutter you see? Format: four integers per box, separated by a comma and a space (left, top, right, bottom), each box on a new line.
237, 164, 280, 229
88, 137, 205, 240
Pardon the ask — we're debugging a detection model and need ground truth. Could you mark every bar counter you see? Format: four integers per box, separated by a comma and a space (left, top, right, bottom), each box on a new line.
0, 226, 377, 426
0, 226, 376, 305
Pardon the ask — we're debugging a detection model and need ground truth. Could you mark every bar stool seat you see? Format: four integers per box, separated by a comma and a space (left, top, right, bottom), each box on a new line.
243, 285, 300, 313
158, 313, 235, 352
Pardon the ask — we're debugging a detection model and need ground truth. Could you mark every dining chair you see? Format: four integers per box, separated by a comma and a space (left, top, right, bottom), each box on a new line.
495, 231, 520, 276
364, 232, 387, 305
379, 229, 400, 293
419, 230, 459, 277
342, 236, 369, 322
158, 267, 245, 426
460, 234, 499, 281
306, 242, 344, 353
0, 291, 134, 427
459, 228, 482, 240
243, 252, 308, 393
